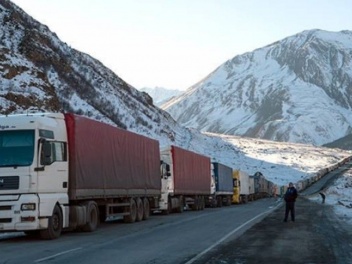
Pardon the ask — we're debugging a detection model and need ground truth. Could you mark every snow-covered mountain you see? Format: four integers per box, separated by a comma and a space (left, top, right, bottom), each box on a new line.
0, 0, 185, 147
161, 29, 352, 147
139, 87, 182, 106
0, 0, 351, 187
0, 0, 247, 168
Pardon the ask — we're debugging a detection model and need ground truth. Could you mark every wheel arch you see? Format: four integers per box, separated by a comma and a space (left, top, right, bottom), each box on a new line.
38, 193, 69, 228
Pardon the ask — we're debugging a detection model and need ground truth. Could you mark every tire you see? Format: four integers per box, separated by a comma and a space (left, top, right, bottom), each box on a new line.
40, 205, 62, 240
217, 196, 223, 207
142, 198, 150, 220
197, 196, 201, 210
82, 201, 99, 232
192, 196, 199, 211
176, 196, 184, 213
227, 196, 232, 206
135, 198, 144, 222
124, 199, 137, 223
200, 196, 205, 210
162, 199, 172, 215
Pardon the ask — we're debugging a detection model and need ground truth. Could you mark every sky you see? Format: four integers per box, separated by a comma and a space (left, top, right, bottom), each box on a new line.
10, 0, 352, 91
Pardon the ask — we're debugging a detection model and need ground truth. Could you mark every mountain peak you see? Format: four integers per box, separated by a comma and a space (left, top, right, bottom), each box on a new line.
139, 87, 183, 106
162, 29, 352, 147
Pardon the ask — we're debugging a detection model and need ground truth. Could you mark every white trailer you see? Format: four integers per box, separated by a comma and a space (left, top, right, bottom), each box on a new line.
239, 171, 255, 202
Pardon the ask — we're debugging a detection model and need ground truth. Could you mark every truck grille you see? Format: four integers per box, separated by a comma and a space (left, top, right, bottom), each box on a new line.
0, 218, 12, 223
0, 176, 19, 190
0, 206, 12, 211
0, 205, 13, 223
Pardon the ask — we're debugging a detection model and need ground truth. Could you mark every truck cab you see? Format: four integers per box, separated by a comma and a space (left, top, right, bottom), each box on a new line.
0, 113, 69, 238
159, 158, 173, 213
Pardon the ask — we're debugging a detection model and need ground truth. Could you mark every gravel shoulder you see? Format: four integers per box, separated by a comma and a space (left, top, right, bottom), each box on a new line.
192, 196, 352, 264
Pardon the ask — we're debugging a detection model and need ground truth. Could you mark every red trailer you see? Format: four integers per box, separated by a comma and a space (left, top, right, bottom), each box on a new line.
160, 145, 212, 213
65, 113, 161, 226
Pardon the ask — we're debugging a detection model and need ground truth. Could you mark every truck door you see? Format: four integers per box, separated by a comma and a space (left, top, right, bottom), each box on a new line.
37, 140, 68, 193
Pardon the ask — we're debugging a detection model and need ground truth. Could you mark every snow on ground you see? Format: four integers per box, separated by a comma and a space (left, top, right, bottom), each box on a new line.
309, 168, 352, 224
206, 133, 351, 186
200, 133, 352, 225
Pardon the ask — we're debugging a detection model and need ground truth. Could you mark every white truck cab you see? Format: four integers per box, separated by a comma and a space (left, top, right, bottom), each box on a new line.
0, 113, 69, 238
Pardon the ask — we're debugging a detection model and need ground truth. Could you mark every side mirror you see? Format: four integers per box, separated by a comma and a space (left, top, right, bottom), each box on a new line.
165, 164, 171, 176
160, 162, 171, 178
35, 139, 51, 171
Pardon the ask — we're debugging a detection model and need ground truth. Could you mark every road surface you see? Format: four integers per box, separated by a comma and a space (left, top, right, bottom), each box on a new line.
191, 162, 352, 264
2, 162, 351, 264
0, 198, 279, 264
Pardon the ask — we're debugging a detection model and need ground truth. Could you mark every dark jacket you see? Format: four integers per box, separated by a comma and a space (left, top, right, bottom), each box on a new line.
284, 187, 298, 202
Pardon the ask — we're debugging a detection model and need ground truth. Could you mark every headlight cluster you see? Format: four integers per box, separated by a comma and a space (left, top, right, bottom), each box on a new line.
21, 203, 36, 211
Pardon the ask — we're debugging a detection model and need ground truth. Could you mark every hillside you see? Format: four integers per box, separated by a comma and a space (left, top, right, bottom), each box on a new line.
0, 0, 351, 185
0, 0, 184, 146
139, 87, 182, 106
161, 30, 352, 148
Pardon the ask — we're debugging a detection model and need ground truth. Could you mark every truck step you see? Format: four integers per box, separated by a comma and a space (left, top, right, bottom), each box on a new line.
106, 203, 130, 208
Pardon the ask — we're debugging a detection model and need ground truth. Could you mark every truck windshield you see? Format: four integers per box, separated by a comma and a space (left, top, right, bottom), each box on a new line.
0, 130, 35, 167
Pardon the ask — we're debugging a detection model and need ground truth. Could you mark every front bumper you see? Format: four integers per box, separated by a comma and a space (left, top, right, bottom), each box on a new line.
0, 194, 48, 232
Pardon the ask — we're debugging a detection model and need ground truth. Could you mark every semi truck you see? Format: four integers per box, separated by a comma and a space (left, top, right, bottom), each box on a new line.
0, 113, 161, 239
236, 170, 254, 203
232, 170, 241, 204
206, 162, 233, 207
159, 145, 212, 213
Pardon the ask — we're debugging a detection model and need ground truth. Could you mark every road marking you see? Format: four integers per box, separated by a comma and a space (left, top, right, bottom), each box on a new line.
185, 202, 282, 264
34, 247, 82, 263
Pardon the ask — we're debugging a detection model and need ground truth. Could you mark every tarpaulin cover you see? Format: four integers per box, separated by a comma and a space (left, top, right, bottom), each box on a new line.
213, 162, 233, 193
171, 145, 211, 195
64, 113, 161, 200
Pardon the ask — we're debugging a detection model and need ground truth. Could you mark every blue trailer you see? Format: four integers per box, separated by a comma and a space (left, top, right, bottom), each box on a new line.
206, 162, 233, 207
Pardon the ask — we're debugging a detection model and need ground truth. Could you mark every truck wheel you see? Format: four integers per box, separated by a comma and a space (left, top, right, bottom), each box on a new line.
217, 196, 223, 207
82, 201, 99, 232
213, 197, 218, 207
162, 199, 172, 215
176, 196, 184, 213
124, 199, 137, 223
226, 196, 232, 206
192, 196, 199, 211
200, 197, 205, 210
135, 198, 144, 222
142, 198, 150, 220
40, 205, 62, 240
198, 197, 203, 210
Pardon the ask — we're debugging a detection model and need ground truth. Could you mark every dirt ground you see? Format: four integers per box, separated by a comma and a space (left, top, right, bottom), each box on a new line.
192, 196, 352, 264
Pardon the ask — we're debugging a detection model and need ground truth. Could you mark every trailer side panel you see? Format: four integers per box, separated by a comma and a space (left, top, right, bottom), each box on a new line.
171, 145, 211, 195
213, 162, 233, 193
65, 113, 161, 200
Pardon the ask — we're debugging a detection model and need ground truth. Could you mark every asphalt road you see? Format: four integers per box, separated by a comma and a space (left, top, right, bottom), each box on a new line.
300, 161, 352, 196
2, 162, 351, 264
0, 198, 280, 264
191, 196, 352, 264
191, 162, 352, 264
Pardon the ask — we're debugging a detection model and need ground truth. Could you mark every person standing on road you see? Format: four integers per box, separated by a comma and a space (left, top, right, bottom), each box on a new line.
284, 182, 298, 222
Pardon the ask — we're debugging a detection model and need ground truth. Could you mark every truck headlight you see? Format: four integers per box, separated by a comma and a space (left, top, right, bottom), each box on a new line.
21, 203, 36, 211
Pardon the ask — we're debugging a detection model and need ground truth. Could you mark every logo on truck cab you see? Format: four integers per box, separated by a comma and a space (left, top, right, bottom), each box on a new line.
0, 125, 16, 130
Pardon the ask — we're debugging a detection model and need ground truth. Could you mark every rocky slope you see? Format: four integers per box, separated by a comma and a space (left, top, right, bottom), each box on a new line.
162, 29, 352, 147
